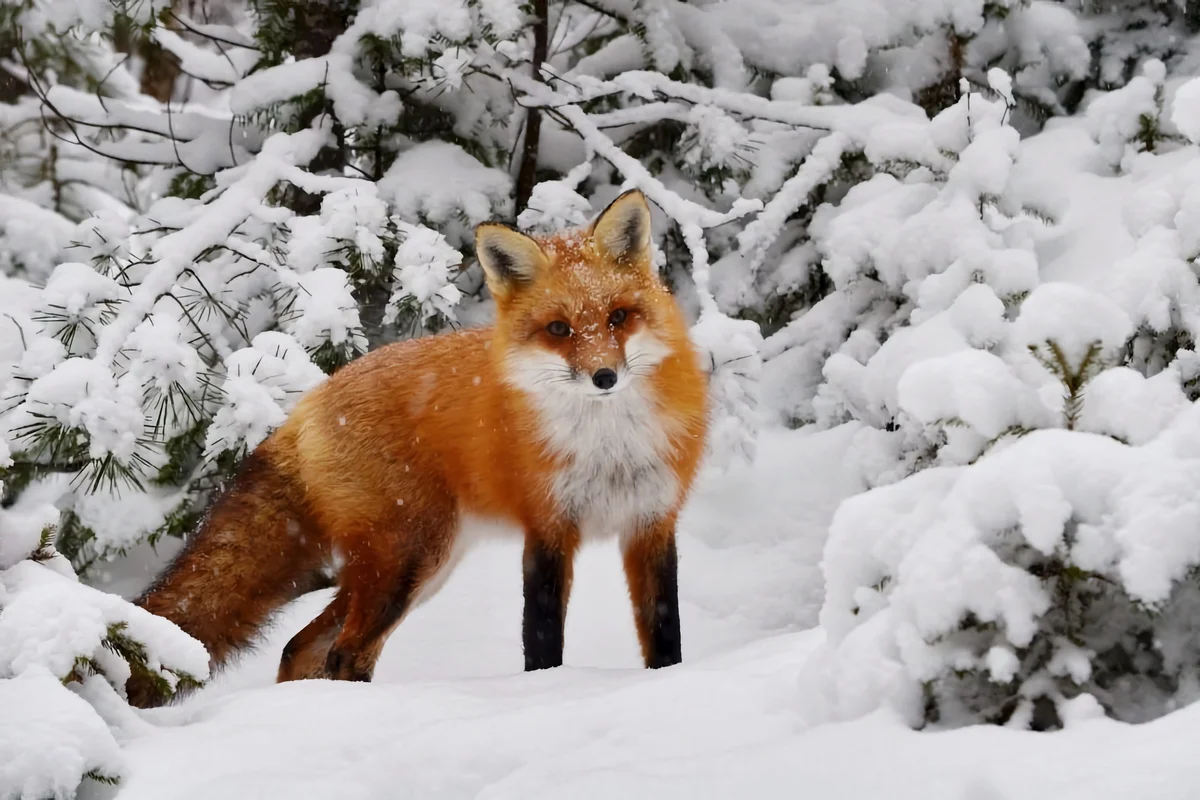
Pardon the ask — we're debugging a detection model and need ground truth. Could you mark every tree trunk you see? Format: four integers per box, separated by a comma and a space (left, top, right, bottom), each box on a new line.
514, 0, 549, 217
281, 0, 358, 216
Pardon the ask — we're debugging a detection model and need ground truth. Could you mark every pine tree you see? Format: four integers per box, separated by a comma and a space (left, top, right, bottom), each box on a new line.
799, 48, 1200, 731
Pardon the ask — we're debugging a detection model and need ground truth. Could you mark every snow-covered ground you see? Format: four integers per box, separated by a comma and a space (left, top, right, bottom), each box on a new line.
74, 424, 1197, 799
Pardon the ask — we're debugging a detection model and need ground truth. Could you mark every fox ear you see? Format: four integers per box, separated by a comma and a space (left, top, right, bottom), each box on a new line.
475, 223, 547, 299
591, 189, 652, 267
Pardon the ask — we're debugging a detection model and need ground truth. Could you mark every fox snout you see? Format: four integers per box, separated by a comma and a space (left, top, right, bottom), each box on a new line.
572, 359, 627, 395
572, 335, 627, 392
567, 327, 671, 395
591, 368, 618, 390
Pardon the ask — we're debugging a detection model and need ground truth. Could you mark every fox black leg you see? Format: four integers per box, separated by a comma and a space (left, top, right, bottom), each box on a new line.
623, 522, 682, 669
522, 536, 577, 670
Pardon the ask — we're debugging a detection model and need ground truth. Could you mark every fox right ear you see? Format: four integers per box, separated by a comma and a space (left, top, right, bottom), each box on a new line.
475, 223, 547, 299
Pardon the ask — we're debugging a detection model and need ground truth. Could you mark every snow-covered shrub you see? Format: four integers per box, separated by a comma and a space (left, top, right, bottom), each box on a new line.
796, 63, 1200, 730
1085, 59, 1184, 172
761, 77, 1053, 458
798, 282, 1200, 730
1, 666, 123, 799
804, 419, 1200, 730
0, 497, 209, 795
386, 222, 465, 338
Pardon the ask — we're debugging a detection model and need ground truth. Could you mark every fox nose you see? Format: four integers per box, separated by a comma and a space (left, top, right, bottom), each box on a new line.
592, 368, 618, 391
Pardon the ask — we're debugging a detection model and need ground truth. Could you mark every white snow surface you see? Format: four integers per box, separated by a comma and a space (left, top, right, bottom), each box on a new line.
0, 668, 122, 800
4, 425, 1188, 799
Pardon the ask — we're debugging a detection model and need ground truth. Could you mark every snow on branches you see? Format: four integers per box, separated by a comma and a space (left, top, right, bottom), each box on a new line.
0, 507, 207, 796
795, 64, 1200, 731
0, 125, 467, 570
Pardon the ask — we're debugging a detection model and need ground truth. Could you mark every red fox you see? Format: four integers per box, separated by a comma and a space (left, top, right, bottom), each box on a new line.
127, 190, 709, 707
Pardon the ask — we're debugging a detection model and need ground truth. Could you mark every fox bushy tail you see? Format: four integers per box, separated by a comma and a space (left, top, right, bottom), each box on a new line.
127, 443, 330, 707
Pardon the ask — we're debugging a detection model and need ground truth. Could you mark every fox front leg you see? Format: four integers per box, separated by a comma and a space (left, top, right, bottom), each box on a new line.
521, 529, 580, 671
622, 517, 682, 668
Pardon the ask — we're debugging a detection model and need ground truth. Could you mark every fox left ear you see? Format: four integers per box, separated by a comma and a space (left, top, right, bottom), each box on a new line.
475, 222, 548, 300
591, 189, 652, 268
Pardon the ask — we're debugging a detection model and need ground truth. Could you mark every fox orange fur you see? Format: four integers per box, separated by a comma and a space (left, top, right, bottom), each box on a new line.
128, 190, 708, 707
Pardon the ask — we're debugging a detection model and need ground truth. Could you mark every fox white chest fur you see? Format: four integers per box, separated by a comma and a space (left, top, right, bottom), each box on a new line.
505, 330, 682, 539
539, 385, 679, 539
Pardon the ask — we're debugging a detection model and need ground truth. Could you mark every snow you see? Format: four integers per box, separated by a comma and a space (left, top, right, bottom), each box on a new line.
124, 315, 205, 401
516, 162, 594, 233
1077, 367, 1187, 445
204, 332, 326, 458
281, 267, 367, 353
1085, 60, 1166, 172
0, 560, 210, 687
1172, 76, 1200, 145
387, 222, 464, 328
36, 262, 123, 351
807, 426, 1200, 728
0, 495, 60, 572
110, 669, 1200, 798
2, 426, 1184, 798
1013, 282, 1133, 367
151, 28, 243, 85
691, 309, 763, 471
740, 132, 851, 268
898, 347, 1047, 439
17, 357, 145, 462
230, 57, 336, 118
0, 668, 122, 800
71, 484, 189, 558
92, 124, 354, 367
378, 142, 512, 243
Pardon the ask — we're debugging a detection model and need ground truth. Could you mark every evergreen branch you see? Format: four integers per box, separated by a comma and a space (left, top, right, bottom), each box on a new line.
29, 525, 58, 563
165, 11, 260, 51
542, 100, 762, 230
519, 66, 847, 135
84, 771, 121, 787
569, 0, 631, 23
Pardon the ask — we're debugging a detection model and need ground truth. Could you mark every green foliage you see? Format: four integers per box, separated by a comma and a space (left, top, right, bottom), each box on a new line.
1028, 340, 1106, 430
84, 770, 121, 787
28, 524, 57, 562
167, 171, 217, 200
66, 621, 203, 705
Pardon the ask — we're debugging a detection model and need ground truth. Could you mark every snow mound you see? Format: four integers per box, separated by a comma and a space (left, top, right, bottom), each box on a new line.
805, 422, 1200, 729
0, 667, 122, 800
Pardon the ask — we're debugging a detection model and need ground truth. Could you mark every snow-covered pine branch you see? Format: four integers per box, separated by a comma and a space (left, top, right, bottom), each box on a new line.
0, 497, 207, 796
795, 61, 1200, 731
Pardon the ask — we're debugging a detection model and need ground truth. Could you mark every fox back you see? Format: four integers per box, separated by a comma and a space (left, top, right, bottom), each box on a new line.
128, 190, 708, 706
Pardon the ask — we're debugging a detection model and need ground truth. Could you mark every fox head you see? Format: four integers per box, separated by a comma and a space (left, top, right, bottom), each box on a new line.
476, 190, 688, 399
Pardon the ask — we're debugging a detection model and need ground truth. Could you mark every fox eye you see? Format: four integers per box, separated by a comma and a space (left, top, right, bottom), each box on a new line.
608, 308, 628, 326
546, 320, 571, 337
